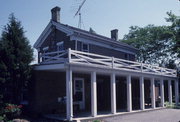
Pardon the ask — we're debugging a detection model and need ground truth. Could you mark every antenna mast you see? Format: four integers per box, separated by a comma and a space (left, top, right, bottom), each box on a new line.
74, 0, 86, 28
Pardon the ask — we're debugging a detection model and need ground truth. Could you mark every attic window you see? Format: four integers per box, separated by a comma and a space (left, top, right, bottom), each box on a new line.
43, 47, 49, 53
56, 41, 64, 51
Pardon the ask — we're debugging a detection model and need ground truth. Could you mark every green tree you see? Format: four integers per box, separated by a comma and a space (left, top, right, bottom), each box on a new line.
122, 25, 174, 66
89, 27, 96, 34
166, 11, 180, 58
0, 14, 33, 104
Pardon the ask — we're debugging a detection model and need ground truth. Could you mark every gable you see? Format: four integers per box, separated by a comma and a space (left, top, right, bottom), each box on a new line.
33, 21, 73, 49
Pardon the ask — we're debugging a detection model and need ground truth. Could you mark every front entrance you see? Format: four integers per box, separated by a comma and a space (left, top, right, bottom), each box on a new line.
74, 78, 85, 110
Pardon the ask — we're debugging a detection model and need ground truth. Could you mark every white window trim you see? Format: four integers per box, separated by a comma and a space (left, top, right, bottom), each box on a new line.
74, 78, 85, 109
56, 41, 64, 51
56, 41, 63, 46
43, 46, 49, 51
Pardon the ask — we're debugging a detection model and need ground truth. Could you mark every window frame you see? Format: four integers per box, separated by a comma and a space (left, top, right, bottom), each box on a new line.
56, 41, 64, 51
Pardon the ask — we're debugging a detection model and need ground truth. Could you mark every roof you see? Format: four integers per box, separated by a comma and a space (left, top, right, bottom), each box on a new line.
60, 22, 138, 51
34, 20, 138, 52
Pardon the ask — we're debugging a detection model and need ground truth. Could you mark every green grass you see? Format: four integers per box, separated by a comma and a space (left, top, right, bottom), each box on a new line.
164, 102, 180, 109
93, 120, 101, 122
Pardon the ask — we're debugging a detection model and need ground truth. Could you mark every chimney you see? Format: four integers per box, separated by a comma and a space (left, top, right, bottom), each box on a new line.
111, 29, 118, 41
51, 6, 61, 22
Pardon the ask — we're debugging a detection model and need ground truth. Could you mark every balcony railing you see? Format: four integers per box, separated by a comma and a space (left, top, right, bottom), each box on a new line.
40, 49, 177, 77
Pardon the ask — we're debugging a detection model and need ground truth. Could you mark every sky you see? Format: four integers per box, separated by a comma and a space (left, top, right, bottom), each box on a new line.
0, 0, 180, 62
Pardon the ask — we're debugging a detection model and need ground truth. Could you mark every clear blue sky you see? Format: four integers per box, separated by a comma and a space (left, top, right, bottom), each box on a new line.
0, 0, 179, 48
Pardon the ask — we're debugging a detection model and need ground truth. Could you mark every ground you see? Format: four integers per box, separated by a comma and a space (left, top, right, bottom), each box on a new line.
12, 108, 180, 122
93, 109, 180, 122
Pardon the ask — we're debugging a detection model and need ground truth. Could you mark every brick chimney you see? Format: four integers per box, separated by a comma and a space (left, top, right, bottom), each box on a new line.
51, 6, 61, 23
111, 29, 118, 41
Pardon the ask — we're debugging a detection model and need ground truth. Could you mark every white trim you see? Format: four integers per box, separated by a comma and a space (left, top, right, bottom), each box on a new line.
52, 21, 74, 36
127, 75, 132, 112
151, 78, 156, 109
91, 71, 97, 117
33, 64, 65, 70
72, 27, 137, 52
168, 80, 172, 105
160, 79, 165, 107
70, 35, 136, 55
111, 73, 116, 114
74, 78, 85, 110
34, 22, 52, 48
43, 46, 49, 51
34, 21, 74, 49
66, 67, 73, 120
140, 76, 145, 110
175, 80, 179, 105
56, 41, 63, 46
34, 21, 137, 54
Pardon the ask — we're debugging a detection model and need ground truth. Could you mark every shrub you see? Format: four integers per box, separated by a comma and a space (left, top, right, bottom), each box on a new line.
4, 104, 22, 120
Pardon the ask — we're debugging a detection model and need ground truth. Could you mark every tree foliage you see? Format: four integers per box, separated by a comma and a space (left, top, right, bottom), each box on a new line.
166, 11, 180, 58
0, 14, 33, 103
122, 12, 180, 68
89, 27, 96, 34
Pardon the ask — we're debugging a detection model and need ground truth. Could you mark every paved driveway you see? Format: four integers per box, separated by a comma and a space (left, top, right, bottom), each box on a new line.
102, 109, 180, 122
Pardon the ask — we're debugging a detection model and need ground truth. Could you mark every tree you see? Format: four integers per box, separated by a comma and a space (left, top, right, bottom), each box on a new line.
0, 14, 33, 104
89, 27, 96, 34
122, 25, 174, 66
166, 11, 180, 58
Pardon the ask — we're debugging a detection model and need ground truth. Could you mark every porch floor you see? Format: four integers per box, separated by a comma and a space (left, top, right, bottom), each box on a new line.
43, 107, 165, 121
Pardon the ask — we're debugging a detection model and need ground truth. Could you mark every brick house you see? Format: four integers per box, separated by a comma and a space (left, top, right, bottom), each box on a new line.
31, 6, 179, 121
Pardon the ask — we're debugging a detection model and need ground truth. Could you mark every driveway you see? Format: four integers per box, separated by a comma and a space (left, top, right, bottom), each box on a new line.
101, 109, 180, 122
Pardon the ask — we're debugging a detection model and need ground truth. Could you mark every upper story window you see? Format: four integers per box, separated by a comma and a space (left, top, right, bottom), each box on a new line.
42, 46, 49, 61
43, 47, 49, 53
82, 43, 89, 52
56, 41, 64, 51
124, 53, 130, 60
76, 41, 89, 52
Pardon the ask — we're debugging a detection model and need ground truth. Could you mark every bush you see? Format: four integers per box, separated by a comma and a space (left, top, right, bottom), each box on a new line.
0, 96, 22, 121
165, 102, 180, 109
4, 104, 22, 120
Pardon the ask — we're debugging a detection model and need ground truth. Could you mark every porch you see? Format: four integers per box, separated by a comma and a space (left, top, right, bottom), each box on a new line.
34, 49, 178, 121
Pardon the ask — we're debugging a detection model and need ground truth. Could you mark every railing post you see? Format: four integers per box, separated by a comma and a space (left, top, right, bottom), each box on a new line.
112, 57, 114, 68
68, 48, 71, 63
141, 63, 143, 72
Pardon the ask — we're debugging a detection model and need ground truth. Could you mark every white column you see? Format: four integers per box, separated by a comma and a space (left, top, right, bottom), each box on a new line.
66, 68, 73, 121
168, 80, 172, 105
175, 80, 179, 105
111, 73, 116, 114
127, 75, 132, 112
91, 71, 97, 117
151, 78, 156, 109
140, 76, 145, 110
160, 79, 164, 107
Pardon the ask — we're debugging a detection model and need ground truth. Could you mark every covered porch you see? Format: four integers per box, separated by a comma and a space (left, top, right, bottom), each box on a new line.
33, 49, 178, 121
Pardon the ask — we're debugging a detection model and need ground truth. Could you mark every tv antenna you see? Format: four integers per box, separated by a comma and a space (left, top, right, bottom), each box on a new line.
74, 0, 87, 28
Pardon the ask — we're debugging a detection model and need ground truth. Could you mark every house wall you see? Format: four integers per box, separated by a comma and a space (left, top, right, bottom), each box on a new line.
29, 70, 66, 115
39, 29, 136, 61
39, 28, 75, 53
89, 44, 135, 61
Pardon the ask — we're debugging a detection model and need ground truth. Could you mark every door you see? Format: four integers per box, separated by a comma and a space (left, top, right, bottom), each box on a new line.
74, 78, 85, 110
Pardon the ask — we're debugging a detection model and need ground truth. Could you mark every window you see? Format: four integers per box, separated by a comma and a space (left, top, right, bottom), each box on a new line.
56, 41, 64, 51
76, 41, 89, 52
43, 47, 49, 53
124, 53, 129, 60
82, 43, 89, 52
42, 46, 49, 61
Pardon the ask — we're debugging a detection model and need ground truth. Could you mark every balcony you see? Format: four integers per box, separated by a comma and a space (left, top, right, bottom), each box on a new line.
39, 49, 177, 77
